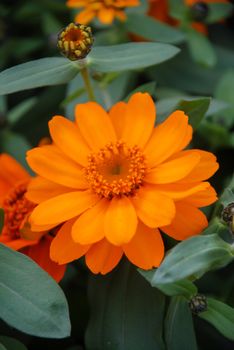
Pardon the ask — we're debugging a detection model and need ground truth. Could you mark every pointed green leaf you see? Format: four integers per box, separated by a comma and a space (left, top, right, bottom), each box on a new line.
88, 43, 180, 72
139, 269, 197, 299
0, 57, 79, 95
86, 261, 165, 350
199, 297, 234, 340
177, 97, 210, 129
165, 296, 198, 350
125, 13, 185, 44
0, 244, 71, 338
0, 336, 27, 350
153, 234, 234, 284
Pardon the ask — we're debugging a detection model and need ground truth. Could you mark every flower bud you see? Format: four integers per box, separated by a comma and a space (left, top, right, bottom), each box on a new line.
222, 202, 234, 234
190, 2, 209, 22
189, 294, 207, 315
57, 23, 94, 61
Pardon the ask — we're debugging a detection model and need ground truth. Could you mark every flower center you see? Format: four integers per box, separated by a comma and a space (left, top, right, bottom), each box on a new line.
2, 182, 35, 239
85, 142, 146, 199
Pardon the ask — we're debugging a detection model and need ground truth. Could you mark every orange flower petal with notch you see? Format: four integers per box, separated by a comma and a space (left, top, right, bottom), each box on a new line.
132, 185, 175, 228
104, 196, 138, 246
183, 184, 217, 207
85, 239, 123, 274
144, 111, 191, 167
151, 182, 210, 200
29, 190, 99, 227
122, 93, 156, 148
109, 101, 127, 139
145, 151, 200, 184
25, 235, 66, 282
75, 102, 116, 150
161, 202, 208, 241
49, 116, 90, 166
27, 145, 88, 189
72, 198, 108, 244
50, 219, 90, 265
26, 176, 74, 204
123, 222, 164, 269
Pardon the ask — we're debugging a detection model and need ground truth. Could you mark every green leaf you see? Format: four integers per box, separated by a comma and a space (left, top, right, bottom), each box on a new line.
165, 297, 198, 350
139, 269, 197, 299
206, 3, 234, 23
0, 336, 27, 350
197, 120, 234, 149
215, 70, 234, 129
186, 28, 217, 68
85, 260, 165, 350
199, 297, 234, 340
0, 244, 71, 338
124, 82, 156, 101
0, 209, 4, 234
88, 43, 180, 72
125, 13, 185, 44
177, 98, 210, 129
0, 57, 79, 95
153, 234, 234, 284
7, 97, 37, 125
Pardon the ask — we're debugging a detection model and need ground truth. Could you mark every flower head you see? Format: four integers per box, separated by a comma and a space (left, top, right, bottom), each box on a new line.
67, 0, 140, 25
26, 93, 219, 274
0, 154, 65, 282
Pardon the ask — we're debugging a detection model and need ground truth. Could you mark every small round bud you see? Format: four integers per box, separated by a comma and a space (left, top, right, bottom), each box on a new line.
57, 23, 94, 61
222, 202, 234, 234
189, 294, 207, 315
190, 2, 209, 22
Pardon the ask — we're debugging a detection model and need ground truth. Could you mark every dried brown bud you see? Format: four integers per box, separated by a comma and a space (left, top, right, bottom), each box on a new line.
189, 294, 207, 315
222, 202, 234, 234
57, 23, 94, 61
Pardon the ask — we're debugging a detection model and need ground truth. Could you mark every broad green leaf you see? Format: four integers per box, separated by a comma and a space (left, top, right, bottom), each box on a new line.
197, 120, 234, 149
85, 260, 165, 350
0, 209, 4, 234
125, 13, 185, 44
0, 57, 79, 95
165, 297, 198, 350
206, 3, 233, 23
139, 269, 197, 299
153, 234, 234, 284
215, 70, 234, 129
124, 82, 156, 101
88, 43, 180, 72
177, 98, 210, 129
186, 28, 217, 67
0, 336, 27, 350
199, 297, 234, 340
0, 244, 71, 338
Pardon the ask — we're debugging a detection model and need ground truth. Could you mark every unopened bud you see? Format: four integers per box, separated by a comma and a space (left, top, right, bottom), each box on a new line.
189, 294, 207, 315
222, 202, 234, 234
57, 23, 94, 61
190, 2, 209, 22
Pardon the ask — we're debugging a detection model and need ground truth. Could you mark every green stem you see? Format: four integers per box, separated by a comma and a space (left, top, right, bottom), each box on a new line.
80, 66, 96, 101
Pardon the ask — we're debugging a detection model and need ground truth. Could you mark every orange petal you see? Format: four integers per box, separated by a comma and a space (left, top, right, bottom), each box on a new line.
183, 184, 217, 207
30, 190, 99, 227
0, 153, 30, 186
151, 182, 210, 200
123, 222, 164, 269
50, 219, 90, 264
144, 111, 192, 167
122, 93, 155, 148
98, 8, 115, 24
49, 116, 90, 166
109, 102, 127, 139
25, 235, 66, 282
27, 145, 88, 189
178, 150, 219, 183
75, 102, 116, 150
145, 151, 200, 184
104, 196, 138, 245
85, 239, 123, 274
76, 10, 95, 24
72, 199, 108, 244
132, 185, 175, 228
161, 202, 208, 240
1, 238, 38, 250
26, 176, 74, 204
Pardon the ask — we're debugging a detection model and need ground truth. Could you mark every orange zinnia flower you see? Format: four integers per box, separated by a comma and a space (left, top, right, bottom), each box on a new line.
67, 0, 140, 25
0, 154, 66, 282
26, 92, 219, 274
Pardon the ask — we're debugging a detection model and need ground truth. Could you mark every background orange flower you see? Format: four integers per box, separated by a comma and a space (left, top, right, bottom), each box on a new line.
0, 154, 66, 282
26, 93, 219, 274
